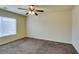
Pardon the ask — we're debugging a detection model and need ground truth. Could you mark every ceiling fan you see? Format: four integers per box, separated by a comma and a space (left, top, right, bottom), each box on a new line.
18, 5, 44, 16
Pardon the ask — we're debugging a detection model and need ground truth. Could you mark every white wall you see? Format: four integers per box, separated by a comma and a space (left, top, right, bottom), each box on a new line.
72, 6, 79, 53
26, 9, 72, 44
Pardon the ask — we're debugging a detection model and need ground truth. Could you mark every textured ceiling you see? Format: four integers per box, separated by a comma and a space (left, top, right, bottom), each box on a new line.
0, 5, 73, 16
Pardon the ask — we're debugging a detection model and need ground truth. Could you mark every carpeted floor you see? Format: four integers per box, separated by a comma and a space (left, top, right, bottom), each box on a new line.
0, 38, 78, 54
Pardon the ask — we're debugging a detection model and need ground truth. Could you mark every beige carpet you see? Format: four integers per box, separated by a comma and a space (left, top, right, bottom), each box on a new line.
0, 38, 78, 54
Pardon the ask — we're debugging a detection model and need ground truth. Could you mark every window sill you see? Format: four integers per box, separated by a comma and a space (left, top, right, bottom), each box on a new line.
0, 34, 16, 38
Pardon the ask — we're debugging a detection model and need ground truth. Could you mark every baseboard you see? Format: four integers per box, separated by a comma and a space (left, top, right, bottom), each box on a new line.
72, 44, 79, 54
0, 37, 26, 46
0, 37, 71, 45
26, 37, 71, 45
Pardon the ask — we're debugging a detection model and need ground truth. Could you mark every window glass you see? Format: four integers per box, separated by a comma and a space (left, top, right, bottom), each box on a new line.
0, 16, 16, 37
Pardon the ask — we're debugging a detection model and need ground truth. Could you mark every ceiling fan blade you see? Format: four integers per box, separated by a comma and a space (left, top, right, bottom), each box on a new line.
35, 13, 38, 16
26, 12, 29, 15
36, 10, 44, 12
18, 8, 27, 10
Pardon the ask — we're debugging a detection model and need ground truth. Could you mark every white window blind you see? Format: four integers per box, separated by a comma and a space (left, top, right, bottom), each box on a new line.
0, 16, 16, 37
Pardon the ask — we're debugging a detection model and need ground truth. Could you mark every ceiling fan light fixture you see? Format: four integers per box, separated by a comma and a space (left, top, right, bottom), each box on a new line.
29, 11, 35, 15
31, 11, 35, 15
30, 6, 33, 10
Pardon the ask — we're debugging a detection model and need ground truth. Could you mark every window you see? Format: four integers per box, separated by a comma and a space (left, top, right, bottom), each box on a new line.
0, 16, 16, 37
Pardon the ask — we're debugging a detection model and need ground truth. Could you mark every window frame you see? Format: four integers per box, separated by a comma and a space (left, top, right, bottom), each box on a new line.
0, 16, 17, 38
